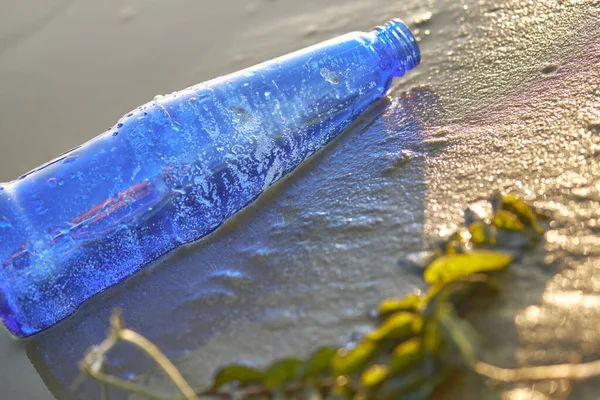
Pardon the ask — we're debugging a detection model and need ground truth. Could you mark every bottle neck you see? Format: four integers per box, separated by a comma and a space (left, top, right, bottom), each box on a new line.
371, 19, 420, 77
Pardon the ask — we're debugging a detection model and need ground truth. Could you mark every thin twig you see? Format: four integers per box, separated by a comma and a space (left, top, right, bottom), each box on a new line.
77, 309, 198, 400
100, 381, 109, 400
100, 363, 109, 400
69, 371, 87, 392
475, 360, 600, 382
117, 327, 198, 400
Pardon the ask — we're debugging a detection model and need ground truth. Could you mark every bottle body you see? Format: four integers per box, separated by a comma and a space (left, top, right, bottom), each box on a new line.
0, 20, 419, 337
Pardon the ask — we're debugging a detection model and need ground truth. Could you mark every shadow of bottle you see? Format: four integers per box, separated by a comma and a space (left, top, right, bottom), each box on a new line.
25, 86, 442, 400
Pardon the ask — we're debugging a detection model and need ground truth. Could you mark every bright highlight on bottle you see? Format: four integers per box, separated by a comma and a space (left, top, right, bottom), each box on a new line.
0, 19, 419, 337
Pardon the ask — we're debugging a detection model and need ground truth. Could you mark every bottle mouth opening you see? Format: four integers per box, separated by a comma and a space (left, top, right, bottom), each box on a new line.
373, 19, 421, 76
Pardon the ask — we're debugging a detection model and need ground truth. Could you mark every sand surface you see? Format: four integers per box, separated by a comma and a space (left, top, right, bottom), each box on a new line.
0, 0, 599, 399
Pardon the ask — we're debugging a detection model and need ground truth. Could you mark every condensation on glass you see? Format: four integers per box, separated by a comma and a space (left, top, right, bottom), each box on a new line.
0, 19, 420, 337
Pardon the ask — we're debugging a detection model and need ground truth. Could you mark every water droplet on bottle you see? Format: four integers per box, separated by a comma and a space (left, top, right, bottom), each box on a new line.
47, 178, 57, 187
63, 155, 78, 164
113, 131, 119, 137
320, 67, 340, 84
117, 123, 124, 128
264, 91, 271, 98
228, 105, 258, 133
58, 179, 64, 186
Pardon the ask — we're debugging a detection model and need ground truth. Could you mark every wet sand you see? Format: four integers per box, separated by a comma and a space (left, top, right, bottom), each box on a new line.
1, 0, 599, 399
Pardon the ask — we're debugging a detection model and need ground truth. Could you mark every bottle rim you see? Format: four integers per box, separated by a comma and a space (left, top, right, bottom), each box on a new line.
373, 19, 421, 76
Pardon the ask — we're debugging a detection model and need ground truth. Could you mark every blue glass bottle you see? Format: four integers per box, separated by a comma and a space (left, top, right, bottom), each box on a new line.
0, 19, 419, 337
